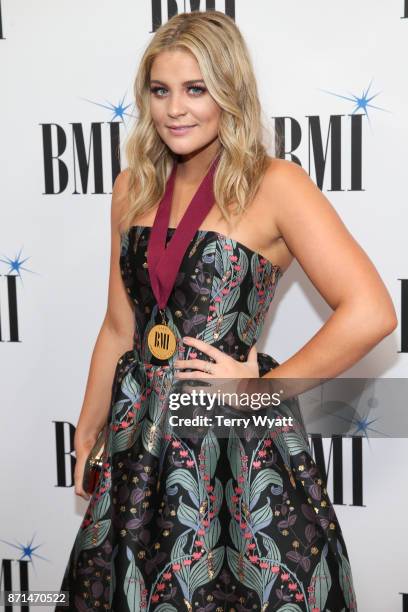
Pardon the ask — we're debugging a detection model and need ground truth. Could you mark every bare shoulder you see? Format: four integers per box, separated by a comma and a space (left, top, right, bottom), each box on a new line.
111, 168, 132, 233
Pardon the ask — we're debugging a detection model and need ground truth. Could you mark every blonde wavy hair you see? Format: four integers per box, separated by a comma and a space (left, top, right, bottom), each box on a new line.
120, 10, 274, 231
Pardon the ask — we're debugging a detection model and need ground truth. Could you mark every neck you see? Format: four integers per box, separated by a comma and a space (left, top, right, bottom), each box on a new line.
176, 139, 221, 183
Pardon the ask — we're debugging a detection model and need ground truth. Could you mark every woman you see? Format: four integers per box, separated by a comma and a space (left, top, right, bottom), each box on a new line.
57, 10, 397, 612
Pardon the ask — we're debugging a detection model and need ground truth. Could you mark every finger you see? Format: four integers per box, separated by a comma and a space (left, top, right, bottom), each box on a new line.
174, 359, 211, 371
176, 370, 212, 379
183, 337, 222, 361
247, 344, 258, 362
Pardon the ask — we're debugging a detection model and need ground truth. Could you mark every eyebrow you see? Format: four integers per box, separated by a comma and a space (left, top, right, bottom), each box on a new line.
150, 79, 205, 86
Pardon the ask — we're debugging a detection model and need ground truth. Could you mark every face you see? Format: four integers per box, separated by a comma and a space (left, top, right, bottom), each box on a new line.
149, 49, 221, 158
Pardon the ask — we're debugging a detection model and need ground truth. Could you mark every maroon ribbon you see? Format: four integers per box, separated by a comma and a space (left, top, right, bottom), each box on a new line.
147, 153, 220, 311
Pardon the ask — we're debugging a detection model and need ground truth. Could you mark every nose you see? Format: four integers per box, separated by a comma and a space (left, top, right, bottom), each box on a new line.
166, 91, 187, 118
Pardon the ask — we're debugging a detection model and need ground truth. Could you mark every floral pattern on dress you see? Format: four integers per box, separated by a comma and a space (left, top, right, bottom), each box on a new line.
56, 226, 358, 612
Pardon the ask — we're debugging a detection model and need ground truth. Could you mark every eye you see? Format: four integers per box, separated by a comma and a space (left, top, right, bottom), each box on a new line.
188, 86, 206, 95
150, 86, 167, 96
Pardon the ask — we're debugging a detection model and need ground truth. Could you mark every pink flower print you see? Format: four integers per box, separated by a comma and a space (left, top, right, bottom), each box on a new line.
249, 555, 259, 563
281, 572, 290, 581
183, 559, 192, 566
209, 305, 217, 311
157, 583, 165, 591
238, 475, 245, 483
260, 258, 267, 265
247, 543, 256, 550
206, 485, 214, 492
258, 450, 267, 458
151, 594, 160, 603
209, 511, 215, 519
253, 461, 261, 469
271, 565, 280, 573
207, 316, 213, 322
244, 532, 252, 539
258, 290, 265, 296
203, 474, 210, 481
186, 460, 195, 468
231, 495, 239, 503
264, 439, 272, 447
190, 352, 197, 359
172, 563, 181, 571
121, 421, 130, 428
235, 486, 243, 494
215, 296, 222, 302
172, 440, 181, 448
295, 594, 305, 602
202, 519, 210, 527
128, 411, 135, 418
195, 540, 204, 547
234, 514, 241, 521
209, 494, 216, 502
288, 582, 297, 591
259, 561, 269, 569
223, 244, 233, 250
133, 401, 141, 408
192, 552, 202, 560
163, 572, 172, 580
104, 471, 110, 478
229, 255, 238, 262
240, 521, 246, 529
222, 288, 230, 295
197, 528, 205, 536
234, 265, 241, 271
180, 450, 188, 457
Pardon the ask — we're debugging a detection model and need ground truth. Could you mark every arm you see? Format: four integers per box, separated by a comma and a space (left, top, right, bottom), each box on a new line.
74, 169, 135, 497
260, 160, 397, 387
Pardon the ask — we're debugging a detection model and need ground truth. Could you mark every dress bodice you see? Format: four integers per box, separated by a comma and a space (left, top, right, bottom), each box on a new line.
120, 225, 282, 365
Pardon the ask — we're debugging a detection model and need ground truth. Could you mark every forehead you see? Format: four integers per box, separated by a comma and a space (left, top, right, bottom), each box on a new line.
150, 49, 202, 78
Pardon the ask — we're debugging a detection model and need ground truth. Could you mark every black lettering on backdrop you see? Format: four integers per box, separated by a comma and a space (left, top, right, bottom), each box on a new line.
151, 0, 235, 32
53, 421, 76, 487
41, 122, 120, 194
0, 276, 20, 343
399, 279, 408, 353
0, 0, 4, 39
309, 434, 365, 507
274, 114, 363, 192
0, 560, 30, 612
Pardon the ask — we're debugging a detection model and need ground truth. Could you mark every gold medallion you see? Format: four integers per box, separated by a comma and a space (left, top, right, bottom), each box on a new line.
147, 323, 177, 360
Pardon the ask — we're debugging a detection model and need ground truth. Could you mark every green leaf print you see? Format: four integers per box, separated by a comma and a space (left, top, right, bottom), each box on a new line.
309, 551, 332, 610
218, 284, 241, 315
190, 546, 224, 595
79, 519, 111, 553
251, 502, 273, 533
113, 426, 141, 454
282, 431, 311, 456
275, 604, 303, 611
250, 469, 283, 508
124, 546, 146, 612
339, 552, 357, 608
201, 311, 237, 344
227, 428, 246, 482
201, 430, 220, 480
203, 517, 221, 551
226, 546, 262, 601
261, 533, 281, 564
166, 469, 199, 503
170, 532, 190, 586
91, 490, 110, 522
154, 605, 178, 612
177, 496, 199, 529
229, 518, 246, 553
237, 311, 252, 345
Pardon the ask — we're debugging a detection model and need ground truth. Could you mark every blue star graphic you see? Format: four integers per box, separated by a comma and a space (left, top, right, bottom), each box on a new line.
0, 248, 38, 285
0, 533, 50, 576
81, 92, 135, 123
317, 78, 391, 129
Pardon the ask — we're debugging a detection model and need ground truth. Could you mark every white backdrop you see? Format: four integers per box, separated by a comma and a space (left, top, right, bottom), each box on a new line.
0, 1, 407, 611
